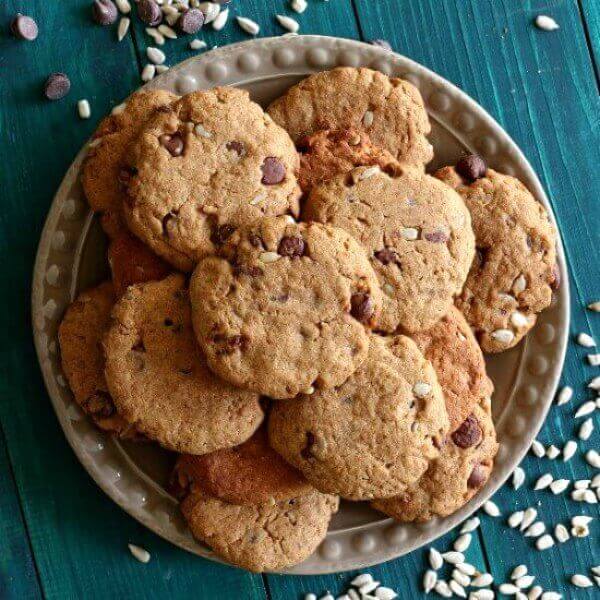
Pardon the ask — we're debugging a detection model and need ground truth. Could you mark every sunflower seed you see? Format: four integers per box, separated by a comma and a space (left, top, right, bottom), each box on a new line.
571, 574, 593, 588
591, 565, 600, 575
531, 440, 545, 458
190, 38, 207, 49
524, 522, 546, 537
571, 523, 590, 537
145, 27, 165, 44
534, 473, 553, 490
399, 227, 419, 241
472, 591, 495, 600
259, 251, 281, 263
513, 274, 527, 294
442, 551, 465, 565
562, 440, 577, 462
535, 15, 559, 31
413, 382, 432, 398
290, 0, 308, 13
455, 563, 476, 576
586, 450, 600, 468
162, 5, 180, 17
305, 594, 316, 600
571, 489, 588, 501
429, 547, 443, 570
452, 569, 471, 587
589, 376, 600, 390
509, 311, 528, 328
128, 543, 150, 563
574, 400, 596, 418
592, 474, 600, 488
528, 587, 543, 600
276, 14, 299, 33
540, 593, 561, 600
359, 581, 380, 595
237, 16, 259, 35
536, 534, 554, 550
574, 479, 590, 489
141, 64, 156, 81
512, 467, 526, 489
554, 523, 570, 543
351, 574, 373, 587
578, 418, 594, 441
199, 2, 219, 23
491, 329, 515, 344
362, 110, 374, 127
546, 445, 560, 459
374, 587, 397, 600
516, 575, 536, 589
577, 333, 596, 347
587, 353, 600, 366
347, 591, 359, 600
556, 386, 573, 405
449, 580, 466, 598
511, 565, 528, 580
156, 65, 169, 74
550, 479, 570, 494
460, 517, 480, 533
147, 46, 166, 64
520, 508, 539, 532
423, 569, 437, 593
77, 99, 91, 119
118, 16, 130, 40
212, 8, 228, 30
499, 583, 520, 594
115, 0, 131, 14
453, 534, 471, 553
483, 500, 500, 517
434, 580, 452, 598
588, 301, 600, 312
194, 123, 212, 138
508, 510, 524, 528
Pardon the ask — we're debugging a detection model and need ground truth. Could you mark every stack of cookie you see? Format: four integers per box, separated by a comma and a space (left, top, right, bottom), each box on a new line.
58, 67, 559, 572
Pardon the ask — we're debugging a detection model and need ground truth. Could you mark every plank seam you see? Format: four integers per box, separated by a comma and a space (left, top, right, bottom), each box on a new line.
576, 0, 600, 93
261, 573, 273, 600
350, 0, 366, 41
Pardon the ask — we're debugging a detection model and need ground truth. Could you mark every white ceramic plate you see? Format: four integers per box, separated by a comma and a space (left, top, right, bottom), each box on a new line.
32, 36, 569, 574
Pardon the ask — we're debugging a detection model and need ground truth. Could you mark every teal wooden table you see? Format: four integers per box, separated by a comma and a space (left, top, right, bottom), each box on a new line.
1, 1, 599, 598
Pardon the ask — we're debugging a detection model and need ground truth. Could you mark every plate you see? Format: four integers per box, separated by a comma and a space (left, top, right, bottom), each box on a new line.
32, 35, 569, 574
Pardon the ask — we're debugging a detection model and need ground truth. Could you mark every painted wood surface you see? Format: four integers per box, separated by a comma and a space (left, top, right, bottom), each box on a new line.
0, 1, 598, 598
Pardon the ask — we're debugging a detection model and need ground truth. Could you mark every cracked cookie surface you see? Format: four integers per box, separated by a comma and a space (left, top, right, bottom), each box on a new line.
435, 166, 557, 353
123, 87, 301, 271
304, 166, 475, 333
267, 67, 433, 168
268, 334, 449, 500
190, 217, 383, 399
103, 274, 263, 454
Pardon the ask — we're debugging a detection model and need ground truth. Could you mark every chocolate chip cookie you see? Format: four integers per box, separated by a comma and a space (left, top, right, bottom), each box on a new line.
268, 334, 449, 500
297, 128, 401, 194
267, 67, 433, 168
372, 397, 497, 522
103, 274, 263, 454
123, 87, 301, 271
189, 217, 383, 399
58, 281, 137, 437
412, 306, 493, 432
82, 89, 178, 238
435, 163, 557, 352
304, 166, 475, 333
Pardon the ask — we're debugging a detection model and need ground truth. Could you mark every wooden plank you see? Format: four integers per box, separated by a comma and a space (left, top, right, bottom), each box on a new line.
0, 1, 264, 598
355, 0, 600, 597
579, 0, 600, 85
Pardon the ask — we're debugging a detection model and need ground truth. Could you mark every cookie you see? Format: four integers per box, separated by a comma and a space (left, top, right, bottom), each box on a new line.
171, 428, 311, 506
123, 87, 301, 271
372, 397, 498, 522
190, 217, 383, 399
268, 334, 449, 500
297, 128, 401, 194
435, 163, 557, 353
304, 166, 475, 333
412, 306, 493, 432
103, 273, 264, 454
82, 89, 178, 238
108, 231, 171, 297
58, 282, 137, 437
267, 67, 433, 168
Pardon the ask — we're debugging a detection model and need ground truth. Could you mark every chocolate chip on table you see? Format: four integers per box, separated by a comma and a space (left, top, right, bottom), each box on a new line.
178, 8, 204, 34
137, 0, 162, 26
451, 414, 483, 449
278, 235, 305, 258
370, 39, 392, 51
211, 224, 236, 245
159, 133, 184, 156
467, 463, 487, 488
350, 292, 374, 324
43, 73, 71, 100
456, 153, 487, 182
374, 248, 399, 265
11, 14, 39, 41
261, 157, 286, 185
92, 0, 118, 25
226, 141, 246, 156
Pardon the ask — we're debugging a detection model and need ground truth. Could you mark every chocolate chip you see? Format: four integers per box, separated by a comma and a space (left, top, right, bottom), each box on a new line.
475, 246, 490, 268
138, 0, 162, 26
451, 414, 483, 449
211, 224, 235, 245
550, 263, 561, 290
92, 0, 118, 25
118, 166, 137, 186
278, 236, 305, 258
178, 8, 204, 34
11, 14, 38, 40
424, 230, 449, 243
226, 140, 246, 156
300, 431, 316, 460
350, 292, 375, 324
83, 390, 116, 418
456, 154, 487, 182
43, 73, 71, 100
370, 39, 392, 51
261, 157, 286, 185
374, 248, 399, 265
467, 464, 487, 488
159, 133, 184, 157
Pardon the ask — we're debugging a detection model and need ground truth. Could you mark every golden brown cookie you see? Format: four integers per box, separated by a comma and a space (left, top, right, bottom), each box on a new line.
103, 274, 264, 454
412, 306, 493, 432
268, 334, 449, 500
58, 282, 137, 437
267, 67, 432, 168
435, 164, 557, 353
82, 89, 178, 238
189, 217, 383, 400
372, 397, 497, 522
304, 166, 475, 333
123, 87, 301, 271
297, 128, 401, 194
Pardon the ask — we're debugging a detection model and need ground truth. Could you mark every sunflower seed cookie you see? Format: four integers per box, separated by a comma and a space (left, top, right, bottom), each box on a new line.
268, 334, 449, 500
304, 166, 475, 333
372, 397, 498, 522
297, 128, 401, 194
58, 282, 137, 437
412, 306, 493, 432
190, 217, 383, 399
123, 87, 301, 271
103, 274, 264, 454
267, 67, 433, 168
435, 162, 557, 353
82, 89, 178, 238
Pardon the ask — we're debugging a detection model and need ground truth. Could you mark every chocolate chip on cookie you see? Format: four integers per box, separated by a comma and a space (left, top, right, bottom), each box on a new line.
455, 154, 487, 182
261, 157, 286, 185
159, 132, 184, 156
451, 414, 483, 449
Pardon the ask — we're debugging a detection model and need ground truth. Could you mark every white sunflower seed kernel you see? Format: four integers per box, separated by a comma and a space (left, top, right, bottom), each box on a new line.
351, 574, 373, 587
499, 583, 520, 594
571, 489, 587, 501
291, 0, 308, 13
540, 593, 561, 600
556, 386, 573, 405
117, 16, 130, 41
511, 311, 529, 328
194, 123, 212, 138
472, 591, 495, 600
200, 2, 219, 23
374, 587, 397, 600
147, 47, 166, 65
146, 28, 165, 44
588, 301, 600, 312
128, 543, 150, 563
535, 15, 559, 31
513, 467, 526, 489
571, 524, 590, 537
592, 474, 600, 487
574, 479, 590, 489
520, 508, 538, 531
429, 547, 443, 570
587, 353, 600, 366
516, 575, 536, 589
383, 283, 394, 296
524, 521, 546, 537
399, 227, 419, 240
77, 99, 91, 119
491, 328, 515, 344
482, 500, 500, 517
212, 8, 228, 30
591, 565, 600, 575
508, 510, 524, 528
190, 38, 207, 50
571, 574, 593, 588
528, 587, 543, 600
531, 440, 545, 457
276, 14, 300, 33
546, 445, 560, 459
577, 333, 596, 347
158, 24, 177, 39
574, 400, 596, 418
453, 534, 471, 553
357, 166, 381, 181
259, 251, 281, 263
586, 450, 600, 468
359, 581, 380, 595
362, 110, 374, 127
423, 569, 437, 593
550, 479, 570, 494
562, 440, 577, 461
534, 473, 553, 490
579, 418, 594, 440
511, 565, 528, 579
441, 551, 464, 564
449, 580, 466, 598
236, 16, 260, 35
141, 64, 156, 81
155, 65, 169, 74
554, 523, 569, 543
585, 489, 598, 503
513, 274, 527, 294
115, 0, 131, 14
452, 569, 471, 587
413, 382, 431, 398
471, 572, 493, 587
305, 594, 316, 600
434, 580, 452, 598
589, 375, 600, 390
535, 534, 554, 550
460, 517, 480, 533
